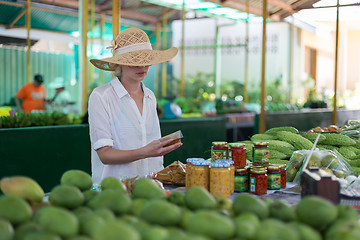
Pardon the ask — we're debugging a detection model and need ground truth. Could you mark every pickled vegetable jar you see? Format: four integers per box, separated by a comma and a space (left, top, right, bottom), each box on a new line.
191, 160, 210, 190
279, 164, 286, 188
210, 161, 232, 197
267, 164, 281, 190
249, 166, 267, 195
252, 142, 269, 166
211, 141, 228, 162
186, 158, 204, 189
229, 143, 246, 167
234, 167, 249, 192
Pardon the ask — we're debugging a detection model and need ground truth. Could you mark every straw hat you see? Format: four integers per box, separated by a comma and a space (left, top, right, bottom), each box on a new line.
90, 28, 178, 71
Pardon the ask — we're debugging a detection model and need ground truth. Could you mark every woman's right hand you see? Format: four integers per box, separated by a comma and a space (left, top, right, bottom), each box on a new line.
143, 138, 182, 158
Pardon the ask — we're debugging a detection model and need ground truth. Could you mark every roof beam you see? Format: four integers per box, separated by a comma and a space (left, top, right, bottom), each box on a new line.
205, 0, 280, 21
268, 0, 294, 14
6, 7, 27, 29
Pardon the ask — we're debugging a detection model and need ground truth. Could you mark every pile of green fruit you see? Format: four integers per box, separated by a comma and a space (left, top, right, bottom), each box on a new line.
0, 170, 359, 240
0, 112, 83, 129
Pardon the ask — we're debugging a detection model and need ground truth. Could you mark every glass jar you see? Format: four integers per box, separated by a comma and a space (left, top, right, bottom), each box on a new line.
267, 164, 281, 190
191, 160, 210, 190
210, 161, 232, 197
279, 164, 286, 188
252, 142, 269, 166
228, 160, 235, 194
229, 143, 246, 167
186, 158, 204, 189
211, 141, 228, 162
249, 166, 267, 195
234, 167, 249, 192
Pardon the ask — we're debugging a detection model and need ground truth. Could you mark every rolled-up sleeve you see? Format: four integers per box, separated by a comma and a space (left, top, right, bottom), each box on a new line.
88, 91, 114, 150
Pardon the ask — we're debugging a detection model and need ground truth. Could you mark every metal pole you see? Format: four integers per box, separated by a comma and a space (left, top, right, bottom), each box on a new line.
100, 12, 105, 85
155, 22, 161, 97
81, 0, 88, 113
112, 0, 120, 41
161, 7, 167, 97
215, 24, 222, 98
333, 0, 339, 125
26, 0, 31, 83
259, 0, 267, 134
288, 17, 294, 103
244, 0, 250, 103
90, 0, 95, 84
180, 0, 185, 97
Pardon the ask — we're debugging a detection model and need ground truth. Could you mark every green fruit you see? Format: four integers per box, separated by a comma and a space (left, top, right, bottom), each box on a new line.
308, 155, 322, 168
269, 200, 296, 222
254, 219, 300, 240
14, 222, 42, 240
336, 204, 359, 223
132, 178, 166, 200
321, 168, 334, 175
141, 225, 168, 240
286, 166, 298, 182
34, 206, 79, 237
61, 170, 93, 191
167, 191, 185, 206
184, 186, 217, 211
232, 194, 269, 219
288, 222, 322, 240
118, 215, 140, 225
290, 152, 306, 169
88, 189, 132, 215
180, 207, 194, 229
0, 195, 32, 224
92, 220, 140, 240
140, 199, 182, 226
79, 213, 105, 237
296, 196, 338, 230
23, 232, 61, 240
67, 236, 92, 240
321, 154, 339, 169
215, 196, 233, 211
185, 210, 235, 240
333, 169, 346, 178
234, 212, 260, 239
0, 176, 44, 204
325, 219, 360, 240
0, 218, 14, 240
129, 198, 147, 217
83, 190, 99, 204
49, 185, 84, 209
93, 208, 116, 223
72, 207, 93, 221
100, 177, 127, 193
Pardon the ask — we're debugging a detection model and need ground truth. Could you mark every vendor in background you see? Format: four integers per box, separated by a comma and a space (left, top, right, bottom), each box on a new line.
46, 77, 72, 113
88, 28, 181, 184
15, 74, 46, 113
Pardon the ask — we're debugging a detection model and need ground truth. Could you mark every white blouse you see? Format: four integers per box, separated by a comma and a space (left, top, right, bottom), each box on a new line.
88, 78, 164, 184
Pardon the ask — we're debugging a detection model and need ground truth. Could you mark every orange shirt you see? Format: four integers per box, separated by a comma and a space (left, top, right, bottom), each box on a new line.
16, 83, 46, 113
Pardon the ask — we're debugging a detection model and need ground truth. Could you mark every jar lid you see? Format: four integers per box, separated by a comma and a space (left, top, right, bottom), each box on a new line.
253, 142, 269, 146
229, 143, 245, 148
212, 141, 228, 146
186, 158, 204, 163
211, 161, 230, 168
193, 160, 210, 166
268, 164, 281, 170
235, 167, 248, 173
250, 166, 267, 174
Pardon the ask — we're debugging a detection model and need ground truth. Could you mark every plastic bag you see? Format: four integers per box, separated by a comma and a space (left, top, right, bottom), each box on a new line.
286, 149, 354, 184
152, 161, 186, 186
159, 130, 183, 146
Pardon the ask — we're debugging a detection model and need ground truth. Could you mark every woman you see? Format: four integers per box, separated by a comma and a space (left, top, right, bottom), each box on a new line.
89, 28, 181, 184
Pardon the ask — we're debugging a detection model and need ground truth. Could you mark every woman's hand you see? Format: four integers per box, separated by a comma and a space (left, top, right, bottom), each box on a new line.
143, 138, 182, 158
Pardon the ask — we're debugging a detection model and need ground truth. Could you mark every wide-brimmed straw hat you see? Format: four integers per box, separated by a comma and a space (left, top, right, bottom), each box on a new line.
90, 28, 178, 71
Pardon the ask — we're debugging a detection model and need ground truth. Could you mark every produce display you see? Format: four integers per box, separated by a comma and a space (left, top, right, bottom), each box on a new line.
1, 170, 359, 240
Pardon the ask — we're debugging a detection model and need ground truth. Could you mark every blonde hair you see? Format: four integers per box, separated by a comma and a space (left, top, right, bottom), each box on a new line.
114, 65, 122, 77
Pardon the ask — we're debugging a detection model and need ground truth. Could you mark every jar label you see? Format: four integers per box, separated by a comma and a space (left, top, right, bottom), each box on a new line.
249, 176, 256, 193
253, 148, 270, 163
211, 149, 227, 161
228, 150, 233, 160
234, 175, 248, 192
267, 173, 281, 189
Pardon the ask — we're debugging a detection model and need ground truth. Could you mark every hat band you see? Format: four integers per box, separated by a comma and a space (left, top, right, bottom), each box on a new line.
115, 42, 152, 56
